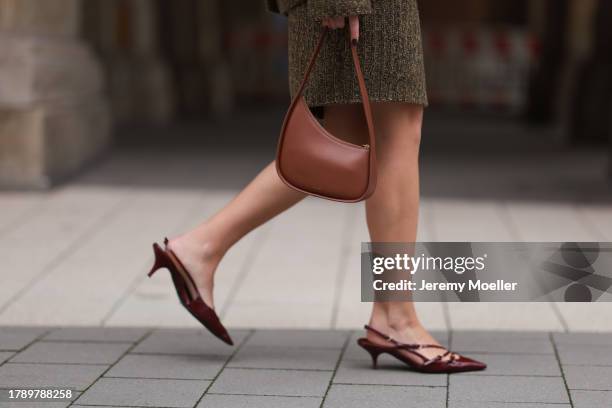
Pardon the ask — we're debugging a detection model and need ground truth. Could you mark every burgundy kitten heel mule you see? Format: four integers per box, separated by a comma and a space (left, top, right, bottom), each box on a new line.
148, 238, 233, 345
357, 325, 485, 373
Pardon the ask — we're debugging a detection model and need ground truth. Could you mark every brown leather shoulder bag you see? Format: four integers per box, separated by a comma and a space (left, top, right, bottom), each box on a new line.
276, 28, 377, 203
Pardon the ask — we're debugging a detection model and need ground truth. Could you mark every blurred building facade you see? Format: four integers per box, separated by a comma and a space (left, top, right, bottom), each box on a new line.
0, 0, 610, 188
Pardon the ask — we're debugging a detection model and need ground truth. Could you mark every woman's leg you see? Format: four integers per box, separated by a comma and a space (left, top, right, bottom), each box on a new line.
364, 102, 450, 360
167, 162, 305, 308
168, 104, 372, 309
326, 102, 447, 360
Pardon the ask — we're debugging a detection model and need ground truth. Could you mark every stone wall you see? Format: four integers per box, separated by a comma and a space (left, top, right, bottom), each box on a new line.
82, 0, 175, 124
0, 0, 110, 188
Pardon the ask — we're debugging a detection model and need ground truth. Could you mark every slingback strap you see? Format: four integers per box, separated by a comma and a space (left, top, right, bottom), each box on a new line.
364, 325, 457, 365
294, 27, 376, 153
364, 325, 445, 350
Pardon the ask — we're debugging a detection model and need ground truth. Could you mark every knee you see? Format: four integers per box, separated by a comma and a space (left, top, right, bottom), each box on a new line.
375, 103, 423, 151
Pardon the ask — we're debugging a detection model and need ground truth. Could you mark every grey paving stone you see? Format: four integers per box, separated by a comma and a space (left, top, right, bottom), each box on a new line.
333, 358, 447, 387
449, 403, 571, 408
10, 341, 131, 364
0, 363, 106, 390
105, 353, 226, 380
462, 353, 560, 376
552, 332, 612, 347
0, 327, 49, 351
43, 327, 149, 343
451, 332, 553, 354
571, 390, 612, 408
564, 365, 612, 391
0, 352, 14, 364
556, 344, 612, 366
323, 384, 446, 408
449, 375, 569, 404
245, 329, 349, 349
131, 328, 249, 356
228, 346, 340, 370
197, 394, 322, 408
76, 378, 209, 408
0, 402, 72, 408
209, 368, 332, 397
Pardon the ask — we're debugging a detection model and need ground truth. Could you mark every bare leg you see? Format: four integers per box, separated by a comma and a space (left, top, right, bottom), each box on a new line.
328, 102, 449, 361
366, 103, 451, 360
168, 105, 373, 309
167, 162, 305, 308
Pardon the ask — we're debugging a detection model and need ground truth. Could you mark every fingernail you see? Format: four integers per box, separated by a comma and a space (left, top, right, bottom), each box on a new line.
351, 38, 358, 46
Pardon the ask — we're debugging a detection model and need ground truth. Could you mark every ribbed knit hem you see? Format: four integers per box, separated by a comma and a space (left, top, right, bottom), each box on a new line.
288, 0, 428, 109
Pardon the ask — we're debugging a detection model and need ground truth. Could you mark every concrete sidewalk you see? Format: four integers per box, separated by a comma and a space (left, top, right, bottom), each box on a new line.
1, 136, 611, 332
1, 326, 611, 408
2, 114, 612, 407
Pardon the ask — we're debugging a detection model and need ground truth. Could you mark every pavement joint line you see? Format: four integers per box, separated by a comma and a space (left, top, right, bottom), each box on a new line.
549, 332, 575, 408
568, 388, 612, 391
0, 326, 55, 361
40, 339, 146, 344
450, 351, 557, 356
193, 329, 255, 408
102, 376, 216, 381
71, 404, 186, 408
458, 373, 563, 378
218, 224, 272, 318
549, 301, 570, 333
0, 192, 133, 316
450, 400, 572, 405
127, 351, 232, 358
67, 328, 155, 407
329, 206, 359, 329
206, 392, 322, 398
332, 382, 447, 388
318, 329, 351, 408
5, 361, 110, 367
238, 346, 348, 350
36, 340, 134, 345
224, 366, 335, 372
99, 193, 213, 325
563, 363, 612, 367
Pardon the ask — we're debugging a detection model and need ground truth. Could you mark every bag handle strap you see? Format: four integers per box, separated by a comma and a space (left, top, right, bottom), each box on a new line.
293, 27, 376, 151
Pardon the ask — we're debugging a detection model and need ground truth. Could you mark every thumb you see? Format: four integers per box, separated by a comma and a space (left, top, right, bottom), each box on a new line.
349, 15, 359, 44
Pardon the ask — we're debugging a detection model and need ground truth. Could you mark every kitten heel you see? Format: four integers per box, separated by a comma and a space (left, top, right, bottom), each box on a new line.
148, 243, 167, 277
358, 338, 383, 369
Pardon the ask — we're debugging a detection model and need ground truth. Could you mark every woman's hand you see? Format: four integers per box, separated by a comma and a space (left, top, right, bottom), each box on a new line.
321, 15, 360, 43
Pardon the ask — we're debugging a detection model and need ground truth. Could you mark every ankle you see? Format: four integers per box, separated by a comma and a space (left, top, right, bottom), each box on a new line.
199, 238, 225, 263
386, 318, 423, 332
174, 231, 225, 265
369, 313, 423, 334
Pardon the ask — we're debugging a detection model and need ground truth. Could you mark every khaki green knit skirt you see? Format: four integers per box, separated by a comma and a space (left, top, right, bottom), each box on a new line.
287, 0, 428, 107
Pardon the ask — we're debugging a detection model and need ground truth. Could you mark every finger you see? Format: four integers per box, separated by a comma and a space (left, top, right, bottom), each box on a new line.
349, 15, 359, 43
336, 16, 345, 28
321, 17, 330, 28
